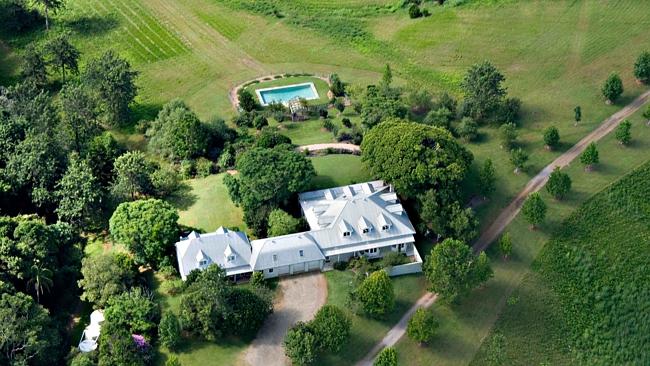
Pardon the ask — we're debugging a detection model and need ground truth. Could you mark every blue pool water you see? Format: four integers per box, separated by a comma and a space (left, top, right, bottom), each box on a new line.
257, 83, 319, 105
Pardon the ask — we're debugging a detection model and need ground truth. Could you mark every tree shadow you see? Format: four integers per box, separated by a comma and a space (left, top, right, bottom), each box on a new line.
64, 14, 119, 37
167, 182, 197, 211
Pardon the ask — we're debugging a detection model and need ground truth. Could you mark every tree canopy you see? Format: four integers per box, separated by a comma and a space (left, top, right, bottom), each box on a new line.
407, 308, 439, 345
311, 305, 351, 352
355, 270, 395, 318
424, 238, 492, 302
78, 253, 135, 308
601, 73, 623, 103
521, 192, 547, 229
109, 199, 179, 268
460, 61, 507, 122
546, 167, 572, 200
633, 51, 650, 83
580, 142, 599, 170
374, 347, 398, 366
543, 126, 560, 149
615, 119, 632, 145
284, 321, 318, 366
55, 153, 101, 228
361, 119, 472, 198
267, 209, 302, 237
147, 99, 209, 161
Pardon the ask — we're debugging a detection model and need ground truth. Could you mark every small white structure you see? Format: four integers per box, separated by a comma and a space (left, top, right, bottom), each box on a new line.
175, 181, 422, 280
78, 310, 104, 353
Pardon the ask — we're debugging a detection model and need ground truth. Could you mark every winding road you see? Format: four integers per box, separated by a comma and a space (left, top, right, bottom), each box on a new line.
356, 89, 650, 366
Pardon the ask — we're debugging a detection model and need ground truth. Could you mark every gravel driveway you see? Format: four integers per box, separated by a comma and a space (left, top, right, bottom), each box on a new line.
244, 272, 328, 366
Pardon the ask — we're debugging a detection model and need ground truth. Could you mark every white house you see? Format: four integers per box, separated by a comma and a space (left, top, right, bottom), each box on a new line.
175, 181, 422, 280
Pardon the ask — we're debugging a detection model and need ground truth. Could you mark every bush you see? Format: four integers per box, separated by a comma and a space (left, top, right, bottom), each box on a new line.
342, 117, 352, 128
253, 115, 269, 130
322, 119, 336, 132
273, 110, 286, 122
249, 271, 266, 288
179, 159, 195, 179
165, 355, 181, 366
158, 313, 181, 351
498, 232, 513, 259
374, 347, 397, 366
543, 126, 560, 149
319, 108, 329, 119
329, 74, 345, 96
150, 167, 181, 198
238, 89, 258, 112
407, 308, 439, 345
333, 261, 348, 271
311, 305, 351, 352
195, 157, 214, 178
284, 322, 318, 366
409, 4, 423, 18
457, 117, 478, 142
233, 111, 255, 127
355, 270, 395, 318
380, 252, 409, 268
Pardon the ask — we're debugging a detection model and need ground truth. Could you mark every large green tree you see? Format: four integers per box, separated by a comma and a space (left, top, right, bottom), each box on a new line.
55, 153, 101, 228
20, 44, 48, 86
424, 238, 492, 302
98, 322, 146, 366
267, 208, 301, 237
355, 270, 395, 318
58, 82, 100, 153
361, 119, 473, 198
44, 32, 79, 83
104, 287, 161, 337
460, 61, 507, 122
0, 292, 55, 365
86, 132, 124, 188
110, 151, 154, 201
83, 50, 138, 125
580, 142, 599, 171
546, 167, 572, 200
311, 305, 351, 352
147, 99, 209, 161
223, 286, 272, 338
109, 199, 178, 268
284, 321, 318, 366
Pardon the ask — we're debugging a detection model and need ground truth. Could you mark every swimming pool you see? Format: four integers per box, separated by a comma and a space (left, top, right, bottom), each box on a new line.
255, 82, 320, 106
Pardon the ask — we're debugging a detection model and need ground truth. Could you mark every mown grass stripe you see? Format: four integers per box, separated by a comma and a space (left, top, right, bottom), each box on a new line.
127, 0, 191, 52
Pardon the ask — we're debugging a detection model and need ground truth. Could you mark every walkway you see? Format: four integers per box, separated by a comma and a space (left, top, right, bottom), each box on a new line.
356, 89, 650, 365
244, 272, 327, 366
298, 143, 361, 154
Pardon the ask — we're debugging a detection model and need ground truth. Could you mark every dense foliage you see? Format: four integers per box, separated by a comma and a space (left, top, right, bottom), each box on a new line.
109, 199, 179, 268
284, 321, 318, 366
521, 192, 546, 228
543, 126, 560, 149
580, 142, 599, 170
147, 100, 209, 161
407, 308, 439, 345
633, 51, 650, 83
267, 208, 302, 237
354, 270, 395, 318
78, 253, 135, 308
374, 347, 398, 366
601, 72, 623, 103
311, 305, 352, 352
104, 287, 161, 337
546, 167, 572, 200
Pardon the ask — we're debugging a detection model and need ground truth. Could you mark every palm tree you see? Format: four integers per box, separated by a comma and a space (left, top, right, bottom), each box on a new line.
27, 263, 53, 303
32, 0, 64, 31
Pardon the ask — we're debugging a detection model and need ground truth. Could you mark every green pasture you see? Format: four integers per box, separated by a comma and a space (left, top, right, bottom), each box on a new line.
395, 105, 650, 365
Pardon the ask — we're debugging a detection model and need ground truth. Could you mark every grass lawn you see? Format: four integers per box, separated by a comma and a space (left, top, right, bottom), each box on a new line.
317, 270, 428, 366
244, 75, 331, 106
168, 174, 246, 233
271, 112, 363, 146
394, 105, 650, 365
310, 154, 372, 190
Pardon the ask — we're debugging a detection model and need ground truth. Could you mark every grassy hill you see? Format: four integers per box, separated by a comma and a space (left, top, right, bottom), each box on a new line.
471, 159, 650, 365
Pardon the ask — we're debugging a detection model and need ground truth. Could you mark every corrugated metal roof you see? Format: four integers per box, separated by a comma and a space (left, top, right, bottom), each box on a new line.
250, 233, 325, 270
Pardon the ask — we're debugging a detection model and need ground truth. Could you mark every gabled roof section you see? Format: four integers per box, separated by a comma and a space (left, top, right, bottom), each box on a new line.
250, 233, 325, 270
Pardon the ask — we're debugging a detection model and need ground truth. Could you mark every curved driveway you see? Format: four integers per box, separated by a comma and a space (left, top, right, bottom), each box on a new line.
244, 272, 327, 366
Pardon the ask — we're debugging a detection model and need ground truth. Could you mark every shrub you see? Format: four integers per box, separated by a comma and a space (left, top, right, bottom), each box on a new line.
497, 97, 521, 124
165, 355, 181, 366
409, 4, 423, 18
498, 232, 512, 259
267, 209, 301, 236
374, 347, 397, 366
179, 159, 195, 179
311, 305, 351, 352
273, 110, 285, 122
355, 270, 395, 318
238, 89, 258, 112
633, 51, 650, 83
602, 72, 623, 103
333, 261, 348, 271
457, 117, 478, 142
249, 271, 266, 288
509, 148, 528, 173
499, 122, 517, 149
284, 322, 318, 366
407, 308, 439, 345
319, 108, 329, 119
150, 167, 181, 198
580, 142, 599, 170
329, 74, 345, 96
253, 115, 269, 130
380, 252, 409, 268
543, 126, 560, 149
322, 119, 336, 132
195, 157, 214, 178
546, 167, 572, 200
158, 313, 181, 351
342, 117, 352, 128
615, 119, 632, 145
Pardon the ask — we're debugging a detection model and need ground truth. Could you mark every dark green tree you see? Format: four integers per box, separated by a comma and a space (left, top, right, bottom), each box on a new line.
44, 32, 79, 82
381, 63, 393, 87
98, 322, 146, 366
356, 270, 395, 318
580, 142, 599, 171
521, 192, 546, 229
147, 99, 208, 161
105, 287, 161, 337
373, 347, 397, 366
478, 158, 496, 198
255, 130, 292, 149
267, 208, 301, 237
109, 198, 179, 268
615, 119, 632, 145
224, 287, 272, 338
111, 151, 154, 201
424, 238, 491, 302
178, 265, 229, 340
361, 119, 472, 198
59, 82, 101, 153
509, 148, 528, 174
253, 115, 268, 130
407, 308, 438, 345
359, 86, 408, 128
284, 322, 318, 366
602, 72, 623, 104
633, 51, 650, 83
329, 74, 345, 96
238, 89, 258, 112
78, 253, 135, 308
423, 107, 453, 130
311, 305, 351, 352
574, 105, 582, 125
543, 126, 560, 150
546, 167, 572, 200
83, 50, 138, 125
0, 292, 54, 365
460, 61, 507, 122
21, 44, 48, 86
158, 312, 181, 351
55, 153, 101, 228
86, 132, 124, 187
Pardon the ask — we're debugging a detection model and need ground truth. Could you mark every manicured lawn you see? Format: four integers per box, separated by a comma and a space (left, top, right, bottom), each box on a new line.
244, 75, 331, 106
310, 154, 372, 190
318, 270, 428, 366
271, 112, 362, 146
395, 105, 650, 365
168, 173, 246, 233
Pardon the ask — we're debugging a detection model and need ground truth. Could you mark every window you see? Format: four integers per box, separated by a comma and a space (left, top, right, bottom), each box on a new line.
370, 248, 378, 254
272, 254, 278, 262
343, 231, 351, 237
199, 259, 208, 266
362, 228, 370, 234
227, 255, 236, 262
381, 225, 390, 231
269, 268, 274, 273
299, 250, 304, 257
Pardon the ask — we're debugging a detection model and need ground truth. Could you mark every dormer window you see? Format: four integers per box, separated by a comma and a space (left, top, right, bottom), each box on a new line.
343, 231, 351, 237
199, 259, 208, 266
362, 228, 370, 234
299, 250, 304, 257
227, 254, 236, 262
381, 225, 390, 231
